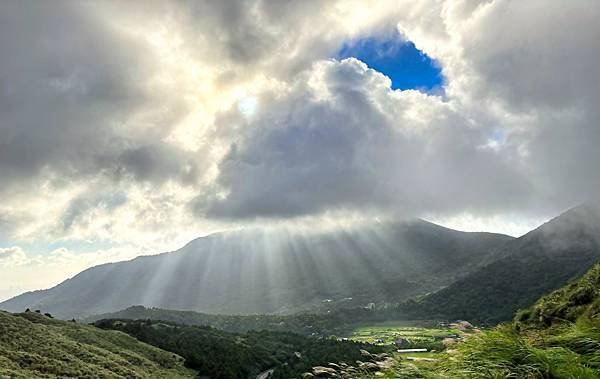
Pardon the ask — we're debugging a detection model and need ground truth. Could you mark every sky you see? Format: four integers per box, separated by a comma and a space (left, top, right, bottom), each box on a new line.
1, 0, 599, 301
336, 34, 443, 91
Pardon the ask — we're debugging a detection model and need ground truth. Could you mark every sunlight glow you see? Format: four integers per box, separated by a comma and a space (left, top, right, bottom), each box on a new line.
238, 96, 259, 116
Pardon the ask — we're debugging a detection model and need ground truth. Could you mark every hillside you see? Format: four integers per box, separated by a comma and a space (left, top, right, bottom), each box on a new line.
85, 305, 335, 335
401, 204, 600, 323
93, 318, 389, 379
0, 219, 512, 319
0, 310, 194, 378
434, 263, 600, 378
517, 263, 600, 327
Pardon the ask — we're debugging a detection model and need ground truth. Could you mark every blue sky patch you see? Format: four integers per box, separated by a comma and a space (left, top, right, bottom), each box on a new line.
336, 33, 443, 92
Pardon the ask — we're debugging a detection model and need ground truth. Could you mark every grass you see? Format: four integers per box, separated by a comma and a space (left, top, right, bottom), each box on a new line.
434, 265, 600, 379
0, 311, 195, 378
345, 317, 600, 378
438, 322, 600, 378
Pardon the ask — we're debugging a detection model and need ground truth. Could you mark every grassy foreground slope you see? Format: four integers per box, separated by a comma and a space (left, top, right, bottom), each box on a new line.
432, 264, 600, 378
0, 311, 194, 378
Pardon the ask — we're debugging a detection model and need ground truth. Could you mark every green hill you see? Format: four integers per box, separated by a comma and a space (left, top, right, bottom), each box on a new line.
430, 264, 600, 378
0, 310, 194, 378
84, 305, 374, 337
517, 263, 600, 327
400, 204, 600, 323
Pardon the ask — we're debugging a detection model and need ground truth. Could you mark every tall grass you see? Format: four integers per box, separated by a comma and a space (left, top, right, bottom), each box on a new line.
438, 324, 598, 378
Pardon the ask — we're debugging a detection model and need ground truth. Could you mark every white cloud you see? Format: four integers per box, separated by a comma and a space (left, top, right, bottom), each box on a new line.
0, 247, 29, 268
396, 0, 600, 214
199, 58, 529, 219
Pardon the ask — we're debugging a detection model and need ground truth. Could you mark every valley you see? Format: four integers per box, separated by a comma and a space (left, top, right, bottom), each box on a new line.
1, 205, 600, 378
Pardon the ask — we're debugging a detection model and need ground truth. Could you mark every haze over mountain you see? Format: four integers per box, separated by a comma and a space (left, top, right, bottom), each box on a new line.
406, 203, 600, 322
0, 219, 511, 319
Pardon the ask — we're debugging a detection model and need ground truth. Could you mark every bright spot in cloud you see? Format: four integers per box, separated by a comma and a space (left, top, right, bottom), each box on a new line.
238, 96, 258, 116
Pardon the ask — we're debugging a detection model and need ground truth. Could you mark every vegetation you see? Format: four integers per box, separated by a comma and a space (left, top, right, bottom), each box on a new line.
86, 305, 344, 335
347, 321, 458, 351
517, 263, 600, 327
94, 318, 390, 379
398, 253, 598, 323
0, 310, 194, 378
386, 263, 600, 378
4, 207, 600, 378
437, 323, 599, 378
398, 205, 600, 323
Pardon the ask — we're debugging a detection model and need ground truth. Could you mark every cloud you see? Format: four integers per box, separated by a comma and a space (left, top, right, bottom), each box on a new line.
0, 0, 407, 242
395, 0, 600, 214
0, 247, 29, 268
199, 58, 530, 219
0, 0, 599, 259
0, 2, 192, 186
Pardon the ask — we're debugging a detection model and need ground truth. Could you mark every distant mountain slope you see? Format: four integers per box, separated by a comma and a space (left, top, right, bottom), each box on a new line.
0, 311, 194, 378
0, 219, 512, 319
404, 204, 600, 323
85, 305, 329, 335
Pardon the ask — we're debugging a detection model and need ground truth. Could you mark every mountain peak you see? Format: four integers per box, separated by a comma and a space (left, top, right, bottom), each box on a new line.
0, 220, 511, 319
528, 203, 600, 249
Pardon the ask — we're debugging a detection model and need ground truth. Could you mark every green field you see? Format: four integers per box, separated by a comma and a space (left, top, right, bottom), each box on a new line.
346, 321, 460, 348
343, 321, 467, 378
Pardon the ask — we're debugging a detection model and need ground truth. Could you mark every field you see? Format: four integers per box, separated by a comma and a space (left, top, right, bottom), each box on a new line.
343, 321, 473, 378
346, 320, 460, 348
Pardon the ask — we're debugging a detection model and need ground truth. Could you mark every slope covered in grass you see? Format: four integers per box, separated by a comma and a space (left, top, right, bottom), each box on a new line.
0, 311, 194, 378
432, 263, 600, 378
517, 263, 600, 326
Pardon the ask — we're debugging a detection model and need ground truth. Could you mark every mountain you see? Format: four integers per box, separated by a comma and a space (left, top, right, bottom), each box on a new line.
0, 219, 512, 319
0, 310, 194, 378
403, 203, 600, 323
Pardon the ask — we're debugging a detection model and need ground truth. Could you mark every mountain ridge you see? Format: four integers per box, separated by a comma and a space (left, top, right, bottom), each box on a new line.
401, 203, 600, 322
0, 218, 512, 319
